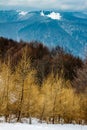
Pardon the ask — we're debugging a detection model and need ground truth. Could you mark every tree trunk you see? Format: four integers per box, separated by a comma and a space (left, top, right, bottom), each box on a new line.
29, 115, 32, 124
17, 80, 24, 122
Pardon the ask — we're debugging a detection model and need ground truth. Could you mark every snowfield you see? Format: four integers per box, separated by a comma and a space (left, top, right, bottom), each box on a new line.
0, 124, 87, 130
0, 117, 87, 130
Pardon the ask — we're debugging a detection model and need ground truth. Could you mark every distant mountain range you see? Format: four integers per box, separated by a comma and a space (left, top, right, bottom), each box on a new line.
0, 10, 87, 58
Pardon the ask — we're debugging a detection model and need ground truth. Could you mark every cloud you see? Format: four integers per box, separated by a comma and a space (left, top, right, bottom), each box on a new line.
0, 0, 87, 10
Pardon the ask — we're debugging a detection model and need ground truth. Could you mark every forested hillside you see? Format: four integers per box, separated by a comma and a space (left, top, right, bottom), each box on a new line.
0, 37, 87, 124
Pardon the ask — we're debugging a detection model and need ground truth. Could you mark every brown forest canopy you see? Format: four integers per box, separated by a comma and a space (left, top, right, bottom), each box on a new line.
0, 37, 83, 82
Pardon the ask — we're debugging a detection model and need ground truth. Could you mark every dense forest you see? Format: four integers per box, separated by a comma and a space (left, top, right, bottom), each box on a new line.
0, 37, 87, 124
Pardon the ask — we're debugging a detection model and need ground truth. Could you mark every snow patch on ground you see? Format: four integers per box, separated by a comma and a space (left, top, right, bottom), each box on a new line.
0, 117, 87, 130
0, 124, 87, 130
0, 116, 46, 124
40, 11, 61, 20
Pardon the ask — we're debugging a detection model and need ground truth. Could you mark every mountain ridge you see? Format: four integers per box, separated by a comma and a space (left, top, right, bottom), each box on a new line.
0, 10, 87, 58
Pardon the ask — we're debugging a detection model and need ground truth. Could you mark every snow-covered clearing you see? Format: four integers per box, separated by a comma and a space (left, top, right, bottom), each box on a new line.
0, 117, 87, 130
0, 123, 87, 130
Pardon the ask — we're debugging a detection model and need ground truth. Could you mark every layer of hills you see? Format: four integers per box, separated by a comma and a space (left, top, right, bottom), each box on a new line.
0, 10, 87, 58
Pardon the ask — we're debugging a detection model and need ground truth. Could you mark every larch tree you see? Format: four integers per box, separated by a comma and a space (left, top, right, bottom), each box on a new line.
40, 73, 66, 124
0, 59, 13, 122
14, 46, 33, 122
21, 69, 39, 124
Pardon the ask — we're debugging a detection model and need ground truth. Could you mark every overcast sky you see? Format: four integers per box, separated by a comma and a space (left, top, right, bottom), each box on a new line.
0, 0, 87, 10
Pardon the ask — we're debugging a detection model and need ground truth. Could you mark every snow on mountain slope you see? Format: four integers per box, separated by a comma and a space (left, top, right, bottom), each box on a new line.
47, 12, 61, 20
0, 10, 87, 58
19, 11, 28, 16
0, 123, 87, 130
40, 11, 61, 20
